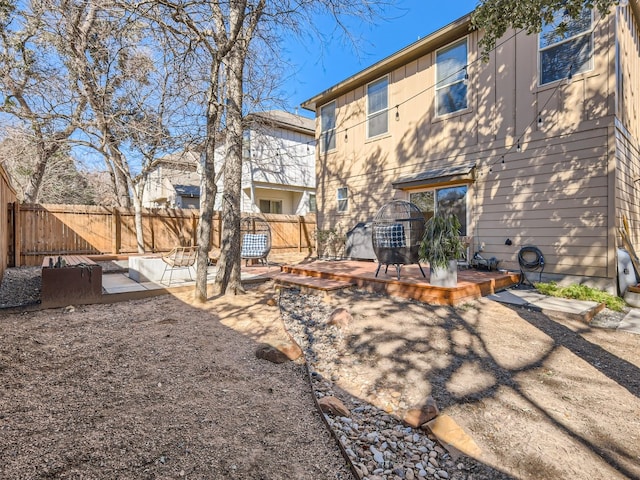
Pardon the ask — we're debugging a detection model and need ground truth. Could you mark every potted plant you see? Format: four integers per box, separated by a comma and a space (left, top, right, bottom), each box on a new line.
419, 211, 466, 287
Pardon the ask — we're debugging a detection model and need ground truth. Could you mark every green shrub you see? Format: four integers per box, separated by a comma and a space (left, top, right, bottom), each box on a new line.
534, 282, 626, 312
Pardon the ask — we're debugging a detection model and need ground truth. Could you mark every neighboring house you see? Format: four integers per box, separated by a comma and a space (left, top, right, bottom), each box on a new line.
235, 110, 316, 215
302, 4, 640, 292
142, 151, 201, 209
142, 110, 316, 215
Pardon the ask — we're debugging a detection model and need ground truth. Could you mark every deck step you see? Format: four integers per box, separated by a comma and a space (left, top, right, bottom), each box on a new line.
272, 272, 355, 292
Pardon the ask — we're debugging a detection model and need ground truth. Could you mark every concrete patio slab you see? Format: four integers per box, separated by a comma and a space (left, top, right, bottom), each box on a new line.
101, 265, 274, 296
102, 273, 146, 293
488, 287, 604, 322
618, 309, 640, 335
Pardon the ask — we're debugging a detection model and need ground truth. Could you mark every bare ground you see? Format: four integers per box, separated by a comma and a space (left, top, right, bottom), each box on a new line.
1, 267, 639, 479
0, 287, 353, 480
291, 289, 640, 480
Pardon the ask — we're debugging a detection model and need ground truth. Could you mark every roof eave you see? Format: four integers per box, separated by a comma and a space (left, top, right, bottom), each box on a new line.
301, 13, 473, 112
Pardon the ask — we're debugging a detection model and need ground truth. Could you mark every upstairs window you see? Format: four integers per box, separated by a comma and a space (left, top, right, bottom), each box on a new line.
367, 77, 388, 138
337, 187, 348, 213
539, 7, 593, 85
320, 101, 336, 153
435, 39, 468, 116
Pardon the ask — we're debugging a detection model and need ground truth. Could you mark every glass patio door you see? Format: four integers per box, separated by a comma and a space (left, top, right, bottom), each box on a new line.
410, 185, 468, 236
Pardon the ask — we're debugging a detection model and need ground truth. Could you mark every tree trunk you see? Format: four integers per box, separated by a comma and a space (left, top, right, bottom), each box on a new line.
22, 146, 52, 203
194, 56, 224, 303
214, 44, 244, 295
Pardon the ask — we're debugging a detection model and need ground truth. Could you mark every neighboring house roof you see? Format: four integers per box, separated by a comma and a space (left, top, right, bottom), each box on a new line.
301, 13, 472, 110
174, 184, 200, 197
247, 110, 315, 135
149, 150, 200, 171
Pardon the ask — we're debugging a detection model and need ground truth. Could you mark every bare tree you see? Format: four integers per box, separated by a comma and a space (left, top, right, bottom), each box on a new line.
0, 0, 86, 202
133, 0, 389, 298
132, 0, 262, 299
0, 125, 96, 204
44, 0, 191, 252
211, 1, 266, 295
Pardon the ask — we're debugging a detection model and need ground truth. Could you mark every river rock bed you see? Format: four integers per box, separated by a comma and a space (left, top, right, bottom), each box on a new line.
279, 288, 513, 480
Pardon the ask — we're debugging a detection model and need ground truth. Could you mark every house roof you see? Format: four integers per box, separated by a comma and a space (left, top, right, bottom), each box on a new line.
247, 110, 315, 135
174, 184, 201, 197
150, 150, 200, 170
392, 163, 476, 190
301, 13, 473, 111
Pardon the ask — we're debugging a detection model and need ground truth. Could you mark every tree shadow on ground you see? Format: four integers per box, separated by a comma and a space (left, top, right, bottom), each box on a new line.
300, 290, 640, 480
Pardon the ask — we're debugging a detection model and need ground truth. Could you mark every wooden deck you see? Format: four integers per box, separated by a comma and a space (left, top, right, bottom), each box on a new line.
278, 260, 520, 306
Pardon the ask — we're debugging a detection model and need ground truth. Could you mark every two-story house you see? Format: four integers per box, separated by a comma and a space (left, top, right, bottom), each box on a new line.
142, 150, 201, 209
238, 110, 316, 215
142, 110, 316, 215
302, 3, 640, 292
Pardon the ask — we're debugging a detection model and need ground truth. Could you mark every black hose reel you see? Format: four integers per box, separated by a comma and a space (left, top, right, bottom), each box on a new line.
518, 246, 545, 286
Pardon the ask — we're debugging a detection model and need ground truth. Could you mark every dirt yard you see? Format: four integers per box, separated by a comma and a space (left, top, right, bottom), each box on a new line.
281, 289, 640, 480
0, 288, 353, 480
0, 269, 639, 479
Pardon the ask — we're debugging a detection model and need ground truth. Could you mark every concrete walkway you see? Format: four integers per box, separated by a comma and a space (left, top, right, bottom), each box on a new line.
488, 286, 640, 334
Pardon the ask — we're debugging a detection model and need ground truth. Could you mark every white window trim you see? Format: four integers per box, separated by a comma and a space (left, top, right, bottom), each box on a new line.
366, 75, 389, 139
538, 9, 594, 86
337, 187, 349, 213
320, 100, 337, 153
435, 37, 469, 118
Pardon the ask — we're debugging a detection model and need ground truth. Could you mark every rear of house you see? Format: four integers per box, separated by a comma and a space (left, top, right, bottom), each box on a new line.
302, 4, 640, 292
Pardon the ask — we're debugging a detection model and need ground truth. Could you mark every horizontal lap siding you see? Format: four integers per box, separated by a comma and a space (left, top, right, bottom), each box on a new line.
476, 128, 611, 277
616, 6, 640, 249
314, 16, 625, 285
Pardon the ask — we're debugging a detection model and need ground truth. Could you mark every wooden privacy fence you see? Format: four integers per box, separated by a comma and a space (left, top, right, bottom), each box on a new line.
15, 203, 316, 266
1, 165, 18, 278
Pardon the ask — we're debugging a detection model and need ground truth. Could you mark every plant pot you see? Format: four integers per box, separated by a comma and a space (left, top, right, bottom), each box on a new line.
429, 259, 458, 287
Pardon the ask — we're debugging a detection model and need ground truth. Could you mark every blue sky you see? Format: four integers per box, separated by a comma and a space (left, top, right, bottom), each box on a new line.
283, 1, 478, 115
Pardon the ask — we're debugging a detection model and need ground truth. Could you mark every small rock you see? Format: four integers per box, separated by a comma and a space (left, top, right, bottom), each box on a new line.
254, 343, 289, 363
265, 297, 277, 307
327, 307, 352, 328
404, 397, 439, 428
317, 396, 350, 417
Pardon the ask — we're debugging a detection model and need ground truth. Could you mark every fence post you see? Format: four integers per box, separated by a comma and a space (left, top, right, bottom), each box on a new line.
112, 207, 121, 254
298, 216, 303, 252
149, 209, 155, 252
191, 212, 198, 246
12, 201, 21, 267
